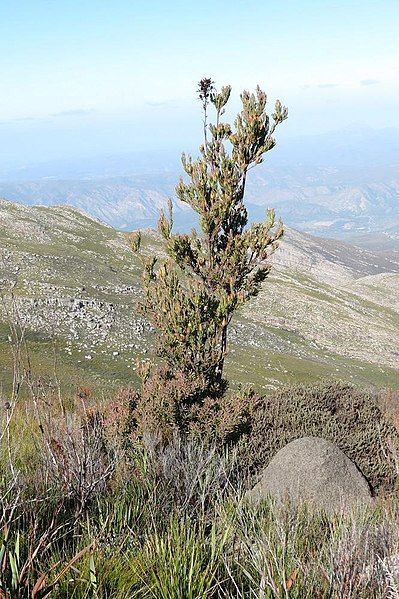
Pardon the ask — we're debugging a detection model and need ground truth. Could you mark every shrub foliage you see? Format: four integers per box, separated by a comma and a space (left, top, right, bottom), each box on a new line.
130, 79, 287, 438
240, 381, 399, 491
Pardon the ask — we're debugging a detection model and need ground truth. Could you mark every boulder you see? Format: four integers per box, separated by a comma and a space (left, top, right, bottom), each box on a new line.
247, 436, 372, 512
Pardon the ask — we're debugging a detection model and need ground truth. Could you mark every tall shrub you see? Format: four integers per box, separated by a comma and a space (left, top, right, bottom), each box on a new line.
130, 79, 287, 438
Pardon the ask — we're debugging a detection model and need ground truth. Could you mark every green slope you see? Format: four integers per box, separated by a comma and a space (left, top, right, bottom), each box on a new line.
0, 198, 398, 396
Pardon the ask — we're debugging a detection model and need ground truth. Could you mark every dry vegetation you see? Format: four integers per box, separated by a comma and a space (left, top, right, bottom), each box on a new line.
1, 369, 399, 598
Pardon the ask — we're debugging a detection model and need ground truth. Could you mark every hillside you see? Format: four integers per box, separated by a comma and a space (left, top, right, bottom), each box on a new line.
247, 163, 399, 241
0, 198, 398, 394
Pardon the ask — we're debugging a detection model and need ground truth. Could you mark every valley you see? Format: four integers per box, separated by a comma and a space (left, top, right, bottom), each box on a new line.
1, 127, 398, 245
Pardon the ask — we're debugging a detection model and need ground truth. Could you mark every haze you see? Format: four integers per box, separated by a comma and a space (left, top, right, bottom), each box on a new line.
0, 0, 398, 171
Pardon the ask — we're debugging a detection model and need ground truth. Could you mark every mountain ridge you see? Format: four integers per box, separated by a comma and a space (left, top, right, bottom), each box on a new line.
0, 160, 398, 241
0, 200, 398, 392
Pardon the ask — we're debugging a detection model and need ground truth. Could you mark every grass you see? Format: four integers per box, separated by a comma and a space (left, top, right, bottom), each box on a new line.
1, 322, 397, 400
1, 318, 397, 399
0, 321, 144, 397
0, 316, 399, 597
1, 397, 399, 598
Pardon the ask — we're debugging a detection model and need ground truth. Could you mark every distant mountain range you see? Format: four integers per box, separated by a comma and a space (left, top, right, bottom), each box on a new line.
0, 162, 398, 244
0, 199, 398, 393
246, 162, 399, 242
0, 126, 398, 246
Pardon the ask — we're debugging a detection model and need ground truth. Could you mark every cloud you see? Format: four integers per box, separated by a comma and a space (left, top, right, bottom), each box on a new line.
14, 116, 38, 122
51, 109, 95, 117
317, 83, 339, 89
0, 109, 95, 125
360, 78, 379, 86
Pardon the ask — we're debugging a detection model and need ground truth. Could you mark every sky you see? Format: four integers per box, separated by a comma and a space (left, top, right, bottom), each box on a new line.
0, 0, 398, 168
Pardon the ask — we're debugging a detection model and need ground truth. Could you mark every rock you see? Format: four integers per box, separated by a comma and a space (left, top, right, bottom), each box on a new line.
247, 437, 372, 512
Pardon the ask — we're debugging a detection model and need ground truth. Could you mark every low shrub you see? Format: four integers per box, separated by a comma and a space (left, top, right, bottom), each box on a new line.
126, 365, 253, 447
238, 381, 399, 492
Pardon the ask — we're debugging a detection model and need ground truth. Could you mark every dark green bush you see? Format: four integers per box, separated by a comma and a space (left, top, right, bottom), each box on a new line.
239, 381, 398, 492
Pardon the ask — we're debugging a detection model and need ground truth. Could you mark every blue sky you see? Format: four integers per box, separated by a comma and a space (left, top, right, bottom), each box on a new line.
0, 0, 398, 166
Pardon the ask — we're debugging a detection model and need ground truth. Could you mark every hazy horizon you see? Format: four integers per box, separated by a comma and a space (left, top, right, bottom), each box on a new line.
0, 123, 398, 183
1, 0, 398, 170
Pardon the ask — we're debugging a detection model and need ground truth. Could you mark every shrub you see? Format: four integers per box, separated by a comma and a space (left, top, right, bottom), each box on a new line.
130, 78, 287, 439
41, 407, 118, 514
125, 365, 254, 446
238, 381, 399, 492
133, 433, 239, 519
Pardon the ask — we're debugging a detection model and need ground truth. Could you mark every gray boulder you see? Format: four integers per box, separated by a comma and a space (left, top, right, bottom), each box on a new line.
247, 437, 372, 512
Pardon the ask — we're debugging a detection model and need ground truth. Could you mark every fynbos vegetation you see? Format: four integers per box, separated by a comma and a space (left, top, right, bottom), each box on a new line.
1, 387, 399, 598
1, 81, 399, 599
130, 79, 288, 438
